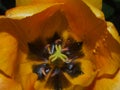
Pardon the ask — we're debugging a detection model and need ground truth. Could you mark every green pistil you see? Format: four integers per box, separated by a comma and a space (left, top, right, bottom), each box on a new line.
49, 45, 68, 62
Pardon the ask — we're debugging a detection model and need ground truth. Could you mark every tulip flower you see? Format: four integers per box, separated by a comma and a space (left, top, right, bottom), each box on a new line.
0, 0, 120, 90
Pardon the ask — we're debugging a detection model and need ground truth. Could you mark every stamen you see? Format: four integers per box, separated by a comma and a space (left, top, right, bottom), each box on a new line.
55, 39, 62, 44
65, 59, 72, 63
45, 44, 54, 54
61, 47, 69, 52
41, 68, 47, 76
32, 64, 51, 80
48, 47, 52, 54
51, 68, 60, 77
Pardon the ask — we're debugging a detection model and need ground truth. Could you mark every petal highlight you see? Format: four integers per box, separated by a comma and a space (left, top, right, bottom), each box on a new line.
107, 22, 120, 43
6, 3, 63, 19
82, 0, 102, 9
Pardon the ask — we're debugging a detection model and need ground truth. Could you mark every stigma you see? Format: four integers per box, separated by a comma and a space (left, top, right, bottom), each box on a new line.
49, 45, 68, 62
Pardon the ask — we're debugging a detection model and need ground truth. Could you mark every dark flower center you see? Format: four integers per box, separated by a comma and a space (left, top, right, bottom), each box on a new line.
28, 33, 84, 90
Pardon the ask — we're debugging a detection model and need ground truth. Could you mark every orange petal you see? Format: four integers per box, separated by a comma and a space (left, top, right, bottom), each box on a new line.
22, 73, 38, 90
6, 3, 63, 19
86, 70, 120, 90
91, 31, 120, 76
62, 0, 105, 42
0, 27, 18, 76
16, 4, 66, 42
82, 2, 105, 19
61, 0, 120, 76
14, 0, 120, 77
0, 74, 22, 90
4, 0, 120, 81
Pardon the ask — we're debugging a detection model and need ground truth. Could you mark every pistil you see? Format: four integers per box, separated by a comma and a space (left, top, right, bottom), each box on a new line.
49, 45, 68, 62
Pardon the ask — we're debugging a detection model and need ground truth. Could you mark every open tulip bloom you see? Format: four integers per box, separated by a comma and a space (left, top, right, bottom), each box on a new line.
0, 0, 120, 90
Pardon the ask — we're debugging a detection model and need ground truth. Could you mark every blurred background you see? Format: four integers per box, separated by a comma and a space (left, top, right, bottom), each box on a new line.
0, 0, 120, 34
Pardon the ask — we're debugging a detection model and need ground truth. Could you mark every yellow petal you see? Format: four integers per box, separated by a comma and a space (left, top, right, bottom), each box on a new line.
82, 1, 105, 20
16, 0, 33, 6
1, 1, 120, 90
82, 0, 102, 9
13, 0, 120, 76
21, 73, 38, 90
86, 70, 120, 90
64, 59, 97, 87
6, 3, 63, 19
107, 22, 120, 43
18, 61, 39, 90
0, 74, 22, 90
16, 0, 102, 9
0, 29, 18, 76
14, 0, 103, 19
18, 50, 46, 90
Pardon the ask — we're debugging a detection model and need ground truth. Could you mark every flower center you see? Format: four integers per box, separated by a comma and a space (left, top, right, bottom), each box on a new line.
28, 33, 84, 89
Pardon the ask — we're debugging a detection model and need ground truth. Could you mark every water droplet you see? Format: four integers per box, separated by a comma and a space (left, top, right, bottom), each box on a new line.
96, 43, 100, 48
93, 49, 97, 54
103, 38, 106, 42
